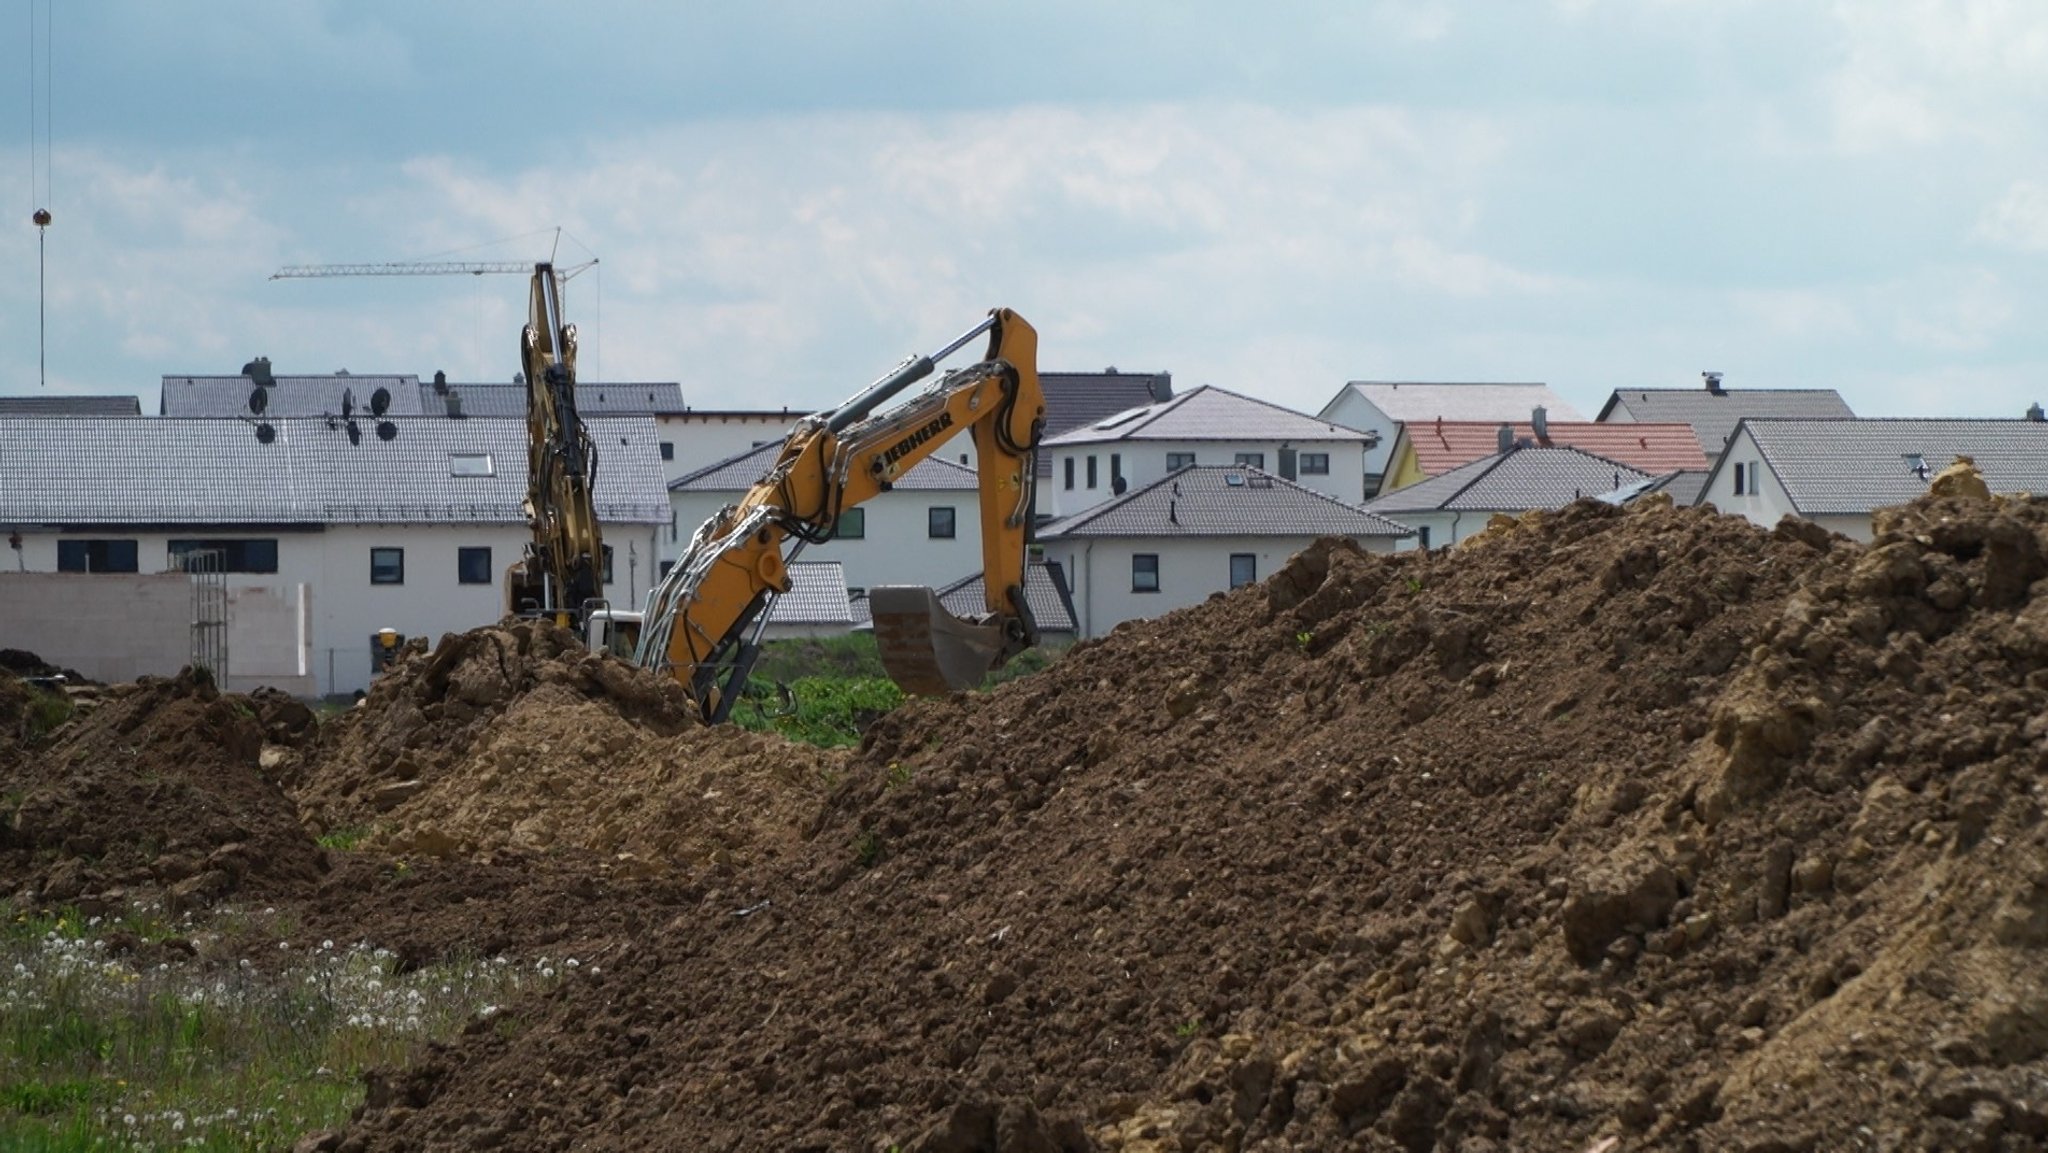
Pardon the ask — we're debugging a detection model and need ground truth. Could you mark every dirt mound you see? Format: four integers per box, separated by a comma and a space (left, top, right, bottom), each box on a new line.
341, 496, 2048, 1152
292, 620, 844, 871
0, 646, 91, 683
2, 667, 324, 913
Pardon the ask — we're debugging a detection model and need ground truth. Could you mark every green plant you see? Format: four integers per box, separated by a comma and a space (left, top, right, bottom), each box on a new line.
1175, 1018, 1203, 1038
21, 688, 71, 742
852, 828, 885, 869
733, 676, 904, 749
1294, 630, 1313, 651
316, 827, 370, 851
1404, 575, 1424, 595
885, 761, 913, 790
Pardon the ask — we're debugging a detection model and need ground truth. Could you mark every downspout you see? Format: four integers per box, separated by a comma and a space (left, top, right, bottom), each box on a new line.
1449, 510, 1462, 548
1083, 541, 1094, 639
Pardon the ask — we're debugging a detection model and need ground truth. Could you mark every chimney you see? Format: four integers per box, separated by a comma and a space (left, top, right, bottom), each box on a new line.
2029, 401, 2045, 422
1496, 423, 1514, 453
1703, 371, 1726, 396
433, 370, 448, 393
1531, 406, 1550, 442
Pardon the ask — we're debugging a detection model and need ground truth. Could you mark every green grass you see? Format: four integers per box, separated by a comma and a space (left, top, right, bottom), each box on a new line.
731, 635, 1067, 748
735, 676, 904, 748
315, 827, 370, 852
22, 687, 72, 743
1, 903, 555, 1151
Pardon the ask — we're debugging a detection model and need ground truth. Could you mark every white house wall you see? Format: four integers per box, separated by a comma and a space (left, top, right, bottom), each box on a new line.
1044, 439, 1368, 519
1318, 391, 1399, 496
1697, 427, 1811, 537
657, 414, 799, 486
6, 521, 659, 697
1044, 533, 1400, 639
669, 489, 985, 595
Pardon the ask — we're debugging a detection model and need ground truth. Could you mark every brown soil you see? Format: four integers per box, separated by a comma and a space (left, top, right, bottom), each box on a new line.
14, 495, 2048, 1152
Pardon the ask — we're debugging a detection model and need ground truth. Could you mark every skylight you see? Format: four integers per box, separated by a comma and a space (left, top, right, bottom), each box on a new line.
450, 452, 495, 477
1093, 406, 1152, 431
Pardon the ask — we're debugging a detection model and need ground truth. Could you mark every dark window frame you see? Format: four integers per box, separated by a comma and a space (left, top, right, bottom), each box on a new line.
1300, 452, 1330, 475
1166, 451, 1196, 472
370, 547, 406, 586
928, 506, 957, 539
836, 507, 867, 540
57, 538, 140, 573
659, 441, 675, 462
1086, 455, 1099, 489
1235, 451, 1265, 470
1063, 457, 1075, 491
1229, 553, 1257, 589
457, 546, 493, 585
1132, 552, 1160, 593
168, 538, 279, 574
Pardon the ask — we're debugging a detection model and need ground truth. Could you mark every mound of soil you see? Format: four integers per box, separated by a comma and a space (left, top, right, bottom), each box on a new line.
2, 667, 324, 913
0, 646, 92, 683
290, 618, 842, 875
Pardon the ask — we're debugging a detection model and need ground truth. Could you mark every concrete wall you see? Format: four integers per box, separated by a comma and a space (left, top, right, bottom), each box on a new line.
0, 573, 194, 684
1043, 532, 1401, 639
1044, 438, 1370, 519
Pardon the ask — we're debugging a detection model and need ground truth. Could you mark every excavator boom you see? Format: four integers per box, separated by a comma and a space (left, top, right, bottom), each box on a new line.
637, 309, 1045, 721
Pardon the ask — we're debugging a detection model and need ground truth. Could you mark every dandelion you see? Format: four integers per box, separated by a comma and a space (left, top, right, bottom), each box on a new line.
321, 939, 334, 951
565, 958, 579, 969
123, 1115, 136, 1127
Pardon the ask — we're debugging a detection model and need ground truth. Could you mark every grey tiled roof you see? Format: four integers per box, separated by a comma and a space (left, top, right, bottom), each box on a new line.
1326, 381, 1586, 423
1043, 385, 1368, 448
0, 394, 142, 417
1036, 370, 1173, 479
1597, 388, 1855, 455
1040, 465, 1411, 540
669, 439, 978, 492
1645, 469, 1710, 507
161, 375, 424, 417
1730, 418, 2048, 515
1366, 447, 1651, 515
934, 558, 1081, 634
0, 416, 668, 526
418, 380, 687, 418
764, 562, 854, 626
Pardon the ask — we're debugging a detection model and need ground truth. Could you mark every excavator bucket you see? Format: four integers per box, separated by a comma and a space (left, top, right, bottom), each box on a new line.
869, 585, 1007, 695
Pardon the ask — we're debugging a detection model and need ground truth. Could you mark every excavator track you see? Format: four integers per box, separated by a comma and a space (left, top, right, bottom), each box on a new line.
869, 585, 1006, 695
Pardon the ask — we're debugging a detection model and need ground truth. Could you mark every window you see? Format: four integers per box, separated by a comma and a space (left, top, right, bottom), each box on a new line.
449, 452, 495, 477
1063, 457, 1075, 490
370, 547, 405, 585
659, 441, 675, 462
670, 509, 679, 543
836, 508, 866, 540
57, 539, 139, 573
658, 560, 675, 578
169, 539, 279, 574
1132, 553, 1160, 593
458, 546, 492, 585
1087, 455, 1099, 489
1229, 553, 1257, 589
1751, 460, 1763, 493
1300, 452, 1330, 475
1166, 452, 1196, 472
1110, 453, 1122, 483
1235, 451, 1266, 469
1417, 525, 1432, 550
929, 506, 957, 539
602, 544, 615, 584
1733, 463, 1748, 495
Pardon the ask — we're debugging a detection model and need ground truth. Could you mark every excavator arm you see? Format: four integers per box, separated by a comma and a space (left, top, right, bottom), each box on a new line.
506, 262, 606, 627
636, 308, 1045, 722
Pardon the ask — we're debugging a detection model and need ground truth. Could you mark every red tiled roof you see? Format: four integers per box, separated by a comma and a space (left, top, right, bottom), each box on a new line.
1406, 420, 1708, 478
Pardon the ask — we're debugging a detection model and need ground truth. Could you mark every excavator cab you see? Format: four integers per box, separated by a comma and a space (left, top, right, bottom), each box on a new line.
638, 309, 1045, 721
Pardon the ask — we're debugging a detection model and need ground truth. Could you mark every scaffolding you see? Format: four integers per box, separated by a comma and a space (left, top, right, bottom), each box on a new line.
171, 548, 229, 679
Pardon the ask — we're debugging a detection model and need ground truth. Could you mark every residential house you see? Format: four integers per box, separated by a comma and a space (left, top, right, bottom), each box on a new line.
1319, 381, 1586, 497
1701, 417, 2048, 541
760, 561, 857, 639
0, 394, 142, 416
667, 441, 985, 594
1380, 414, 1706, 494
1039, 465, 1412, 638
1596, 376, 1855, 457
0, 415, 667, 696
1365, 446, 1652, 548
162, 372, 426, 418
1041, 385, 1375, 517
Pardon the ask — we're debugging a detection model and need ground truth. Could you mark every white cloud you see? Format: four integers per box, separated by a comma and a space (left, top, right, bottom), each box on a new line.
1975, 178, 2048, 252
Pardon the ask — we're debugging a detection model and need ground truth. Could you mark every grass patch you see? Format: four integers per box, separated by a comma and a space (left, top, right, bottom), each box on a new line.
22, 687, 73, 743
315, 827, 370, 852
735, 676, 904, 748
1, 902, 558, 1151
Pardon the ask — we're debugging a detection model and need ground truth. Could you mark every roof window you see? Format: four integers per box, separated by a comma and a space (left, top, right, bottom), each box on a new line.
1093, 406, 1151, 430
450, 452, 496, 477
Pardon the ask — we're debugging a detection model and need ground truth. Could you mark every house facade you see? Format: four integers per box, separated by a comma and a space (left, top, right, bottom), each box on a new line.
1596, 379, 1855, 458
0, 415, 667, 696
1701, 417, 2048, 541
1040, 465, 1411, 637
1042, 385, 1373, 517
1319, 381, 1585, 498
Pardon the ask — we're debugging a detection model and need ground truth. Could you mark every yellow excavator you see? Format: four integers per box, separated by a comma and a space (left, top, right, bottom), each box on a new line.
636, 308, 1046, 722
505, 262, 614, 634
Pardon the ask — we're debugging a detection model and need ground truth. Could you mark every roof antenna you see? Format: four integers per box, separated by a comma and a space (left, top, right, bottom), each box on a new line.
28, 0, 55, 386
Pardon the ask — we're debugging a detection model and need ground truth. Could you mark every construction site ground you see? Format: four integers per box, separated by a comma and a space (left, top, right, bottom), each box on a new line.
6, 492, 2048, 1152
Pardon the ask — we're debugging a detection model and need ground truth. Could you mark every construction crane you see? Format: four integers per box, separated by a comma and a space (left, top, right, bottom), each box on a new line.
270, 258, 598, 280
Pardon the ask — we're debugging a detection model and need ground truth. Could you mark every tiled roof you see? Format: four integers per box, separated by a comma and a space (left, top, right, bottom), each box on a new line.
669, 439, 978, 492
161, 375, 423, 417
764, 562, 854, 626
933, 557, 1081, 634
418, 380, 687, 418
1731, 418, 2048, 515
1597, 388, 1855, 455
1648, 470, 1711, 507
1367, 447, 1652, 515
1325, 381, 1586, 423
1040, 371, 1172, 439
1040, 465, 1411, 540
1043, 385, 1368, 448
0, 394, 142, 417
0, 416, 668, 526
1400, 419, 1707, 479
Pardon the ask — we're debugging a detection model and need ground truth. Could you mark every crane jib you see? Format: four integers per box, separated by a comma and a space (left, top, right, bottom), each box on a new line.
880, 411, 954, 467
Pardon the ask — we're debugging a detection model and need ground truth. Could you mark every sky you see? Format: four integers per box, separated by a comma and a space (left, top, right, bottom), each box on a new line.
4, 0, 2047, 422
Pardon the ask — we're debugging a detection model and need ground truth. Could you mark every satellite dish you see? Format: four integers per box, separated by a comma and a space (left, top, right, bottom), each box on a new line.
340, 387, 356, 420
255, 423, 276, 444
376, 420, 397, 442
370, 386, 391, 417
1111, 475, 1128, 496
248, 387, 269, 416
346, 421, 362, 446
